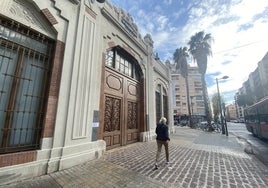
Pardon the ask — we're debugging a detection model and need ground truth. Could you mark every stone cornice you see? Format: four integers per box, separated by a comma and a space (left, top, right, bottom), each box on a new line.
69, 0, 80, 5
101, 4, 148, 56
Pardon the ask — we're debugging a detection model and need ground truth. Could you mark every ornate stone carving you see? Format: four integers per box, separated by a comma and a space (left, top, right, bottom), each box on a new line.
144, 34, 154, 48
112, 6, 139, 38
69, 0, 80, 5
11, 0, 44, 29
0, 0, 56, 38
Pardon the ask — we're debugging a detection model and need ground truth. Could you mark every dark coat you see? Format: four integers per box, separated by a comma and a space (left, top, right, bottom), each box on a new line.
155, 123, 170, 141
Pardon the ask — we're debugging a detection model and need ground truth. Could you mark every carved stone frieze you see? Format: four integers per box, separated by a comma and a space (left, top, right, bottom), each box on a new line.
106, 2, 141, 39
69, 0, 80, 5
0, 0, 56, 38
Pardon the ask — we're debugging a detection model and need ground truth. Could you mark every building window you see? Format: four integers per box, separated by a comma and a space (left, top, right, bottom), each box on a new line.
195, 95, 203, 100
175, 94, 180, 99
105, 47, 140, 81
155, 91, 161, 122
0, 18, 54, 154
196, 102, 205, 107
155, 84, 169, 122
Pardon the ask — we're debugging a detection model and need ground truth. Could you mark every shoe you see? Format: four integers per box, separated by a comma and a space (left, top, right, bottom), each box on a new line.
154, 165, 158, 170
166, 161, 170, 165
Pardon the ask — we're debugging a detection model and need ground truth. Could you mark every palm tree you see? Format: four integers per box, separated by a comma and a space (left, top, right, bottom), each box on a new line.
173, 47, 192, 127
188, 31, 213, 130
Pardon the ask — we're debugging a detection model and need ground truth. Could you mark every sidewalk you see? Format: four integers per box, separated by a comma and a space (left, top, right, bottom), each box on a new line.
1, 127, 268, 188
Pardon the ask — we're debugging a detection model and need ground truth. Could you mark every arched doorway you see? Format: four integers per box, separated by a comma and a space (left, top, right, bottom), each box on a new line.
100, 46, 143, 150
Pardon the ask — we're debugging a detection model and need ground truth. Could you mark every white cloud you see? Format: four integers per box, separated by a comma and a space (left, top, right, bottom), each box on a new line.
163, 0, 172, 5
156, 15, 169, 31
108, 0, 268, 104
180, 0, 268, 104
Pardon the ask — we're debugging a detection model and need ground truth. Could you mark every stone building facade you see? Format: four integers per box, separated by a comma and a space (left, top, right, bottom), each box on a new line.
0, 0, 173, 185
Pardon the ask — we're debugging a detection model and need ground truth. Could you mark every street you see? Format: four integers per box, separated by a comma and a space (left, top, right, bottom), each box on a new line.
227, 122, 268, 166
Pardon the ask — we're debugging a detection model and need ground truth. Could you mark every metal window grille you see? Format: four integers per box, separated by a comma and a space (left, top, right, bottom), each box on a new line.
0, 18, 54, 154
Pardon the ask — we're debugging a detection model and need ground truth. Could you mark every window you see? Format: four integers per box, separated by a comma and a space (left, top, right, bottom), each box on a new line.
175, 94, 180, 99
195, 95, 203, 100
105, 47, 140, 81
172, 75, 180, 80
155, 84, 169, 123
196, 102, 205, 107
0, 18, 54, 154
155, 91, 161, 122
105, 50, 114, 67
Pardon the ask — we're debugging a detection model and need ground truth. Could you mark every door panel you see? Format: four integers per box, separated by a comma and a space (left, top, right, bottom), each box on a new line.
103, 96, 121, 149
103, 68, 140, 149
126, 101, 139, 144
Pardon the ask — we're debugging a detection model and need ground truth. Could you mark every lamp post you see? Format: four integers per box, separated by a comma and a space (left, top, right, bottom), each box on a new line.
222, 102, 229, 136
190, 96, 195, 115
216, 75, 229, 135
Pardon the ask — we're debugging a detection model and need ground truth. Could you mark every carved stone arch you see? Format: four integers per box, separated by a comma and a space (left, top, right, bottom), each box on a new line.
154, 78, 169, 92
0, 0, 57, 39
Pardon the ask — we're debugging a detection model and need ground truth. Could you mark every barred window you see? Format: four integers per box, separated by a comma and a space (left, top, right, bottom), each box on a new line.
0, 18, 54, 154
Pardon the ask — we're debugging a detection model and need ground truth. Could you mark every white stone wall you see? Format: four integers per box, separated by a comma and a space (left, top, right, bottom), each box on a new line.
0, 0, 172, 184
46, 0, 106, 172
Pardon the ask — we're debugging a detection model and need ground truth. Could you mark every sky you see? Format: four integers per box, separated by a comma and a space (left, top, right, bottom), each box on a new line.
108, 0, 268, 105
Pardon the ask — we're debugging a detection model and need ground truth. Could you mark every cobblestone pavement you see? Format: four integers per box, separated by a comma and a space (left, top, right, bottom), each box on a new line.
2, 127, 268, 188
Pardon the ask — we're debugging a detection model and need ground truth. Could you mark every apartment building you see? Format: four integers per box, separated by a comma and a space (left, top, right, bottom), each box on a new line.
226, 103, 238, 121
170, 65, 205, 122
236, 52, 268, 118
238, 52, 268, 99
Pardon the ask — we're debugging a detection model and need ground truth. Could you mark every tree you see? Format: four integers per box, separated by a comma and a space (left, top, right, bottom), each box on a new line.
188, 31, 213, 130
212, 93, 224, 123
173, 47, 192, 127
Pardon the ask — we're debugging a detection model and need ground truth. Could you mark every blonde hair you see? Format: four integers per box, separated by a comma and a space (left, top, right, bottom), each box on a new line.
159, 117, 167, 124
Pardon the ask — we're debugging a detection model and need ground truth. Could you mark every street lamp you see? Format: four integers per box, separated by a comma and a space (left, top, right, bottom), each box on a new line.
216, 75, 229, 135
222, 102, 229, 136
190, 96, 195, 115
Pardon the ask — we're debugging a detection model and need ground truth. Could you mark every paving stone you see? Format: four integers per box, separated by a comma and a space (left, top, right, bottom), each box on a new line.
1, 127, 268, 188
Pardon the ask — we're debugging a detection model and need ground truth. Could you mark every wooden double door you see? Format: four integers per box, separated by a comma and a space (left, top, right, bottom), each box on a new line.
101, 67, 142, 150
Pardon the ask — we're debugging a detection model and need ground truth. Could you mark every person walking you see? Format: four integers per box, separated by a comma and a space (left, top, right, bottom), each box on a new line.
154, 117, 170, 170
